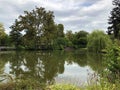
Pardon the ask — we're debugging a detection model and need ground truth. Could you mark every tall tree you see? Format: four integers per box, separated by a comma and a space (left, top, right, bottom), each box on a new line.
10, 20, 23, 48
57, 24, 64, 37
108, 0, 120, 39
10, 7, 56, 49
65, 30, 74, 41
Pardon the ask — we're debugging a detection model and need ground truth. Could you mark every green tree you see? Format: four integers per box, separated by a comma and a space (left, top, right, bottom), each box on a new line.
57, 24, 64, 37
0, 23, 7, 46
10, 20, 23, 48
73, 31, 88, 48
52, 24, 66, 50
65, 30, 74, 41
10, 7, 56, 49
87, 30, 112, 52
53, 37, 69, 50
65, 30, 74, 47
108, 0, 120, 39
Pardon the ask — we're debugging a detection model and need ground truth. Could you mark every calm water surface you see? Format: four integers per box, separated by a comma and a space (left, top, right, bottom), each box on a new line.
0, 51, 104, 86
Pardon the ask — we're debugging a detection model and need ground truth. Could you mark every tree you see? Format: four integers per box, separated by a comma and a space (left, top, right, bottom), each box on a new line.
87, 30, 112, 52
57, 24, 64, 37
53, 37, 69, 50
0, 23, 7, 46
108, 0, 120, 39
65, 30, 89, 48
10, 7, 56, 49
65, 30, 74, 42
73, 31, 88, 48
10, 20, 23, 48
52, 24, 66, 50
65, 30, 74, 47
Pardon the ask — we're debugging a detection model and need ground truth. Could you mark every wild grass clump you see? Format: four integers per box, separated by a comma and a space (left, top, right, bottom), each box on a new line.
48, 84, 80, 90
47, 82, 120, 90
0, 79, 46, 90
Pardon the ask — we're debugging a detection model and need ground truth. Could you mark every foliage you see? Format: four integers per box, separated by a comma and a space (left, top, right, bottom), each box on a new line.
85, 71, 120, 90
108, 0, 120, 39
52, 24, 66, 50
10, 7, 56, 49
0, 79, 45, 90
87, 30, 112, 52
73, 31, 88, 48
56, 24, 64, 37
53, 37, 69, 50
10, 28, 23, 48
65, 30, 88, 48
84, 83, 118, 90
0, 23, 8, 46
104, 41, 120, 83
49, 84, 79, 90
0, 81, 119, 90
65, 30, 74, 47
0, 23, 6, 38
3, 35, 11, 46
65, 30, 74, 43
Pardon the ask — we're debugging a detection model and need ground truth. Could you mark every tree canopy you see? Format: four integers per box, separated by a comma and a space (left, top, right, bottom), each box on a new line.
10, 7, 56, 49
87, 30, 112, 52
65, 30, 88, 48
73, 31, 88, 48
0, 23, 7, 46
57, 24, 64, 37
0, 23, 6, 39
108, 0, 120, 39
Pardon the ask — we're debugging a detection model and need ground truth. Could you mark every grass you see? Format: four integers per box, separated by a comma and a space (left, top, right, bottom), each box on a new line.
48, 84, 79, 90
0, 79, 46, 90
0, 73, 120, 90
0, 80, 119, 90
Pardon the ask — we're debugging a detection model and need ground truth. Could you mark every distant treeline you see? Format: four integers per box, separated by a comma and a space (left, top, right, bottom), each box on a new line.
0, 4, 118, 51
0, 7, 89, 50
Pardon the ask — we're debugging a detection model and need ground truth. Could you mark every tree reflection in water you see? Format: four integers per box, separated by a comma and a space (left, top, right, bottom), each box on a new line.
0, 51, 105, 85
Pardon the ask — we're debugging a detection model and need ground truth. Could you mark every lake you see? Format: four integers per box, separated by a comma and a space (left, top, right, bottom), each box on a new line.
0, 50, 105, 86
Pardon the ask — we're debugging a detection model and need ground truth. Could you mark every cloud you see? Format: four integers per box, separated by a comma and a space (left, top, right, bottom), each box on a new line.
0, 0, 113, 34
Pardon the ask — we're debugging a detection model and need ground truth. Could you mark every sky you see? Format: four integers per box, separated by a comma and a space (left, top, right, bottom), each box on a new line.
0, 0, 113, 34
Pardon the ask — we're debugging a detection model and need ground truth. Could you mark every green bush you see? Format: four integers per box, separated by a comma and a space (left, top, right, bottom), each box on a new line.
104, 42, 120, 83
73, 31, 88, 48
87, 30, 112, 52
53, 37, 69, 50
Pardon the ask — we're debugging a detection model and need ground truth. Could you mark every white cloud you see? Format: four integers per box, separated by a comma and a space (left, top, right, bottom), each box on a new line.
0, 0, 113, 34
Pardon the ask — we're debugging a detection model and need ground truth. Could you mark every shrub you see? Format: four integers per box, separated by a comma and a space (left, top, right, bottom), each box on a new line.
104, 42, 120, 83
53, 37, 69, 50
87, 30, 112, 52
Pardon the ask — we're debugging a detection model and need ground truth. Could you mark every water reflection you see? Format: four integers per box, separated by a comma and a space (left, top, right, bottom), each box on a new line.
0, 51, 105, 85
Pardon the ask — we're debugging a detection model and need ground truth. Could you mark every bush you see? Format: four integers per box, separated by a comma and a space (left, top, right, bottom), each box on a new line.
87, 30, 112, 52
53, 37, 69, 50
104, 42, 120, 83
73, 31, 88, 48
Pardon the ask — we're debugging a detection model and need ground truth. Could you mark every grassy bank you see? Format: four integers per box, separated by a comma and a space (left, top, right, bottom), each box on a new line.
0, 81, 119, 90
48, 82, 119, 90
0, 73, 120, 90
